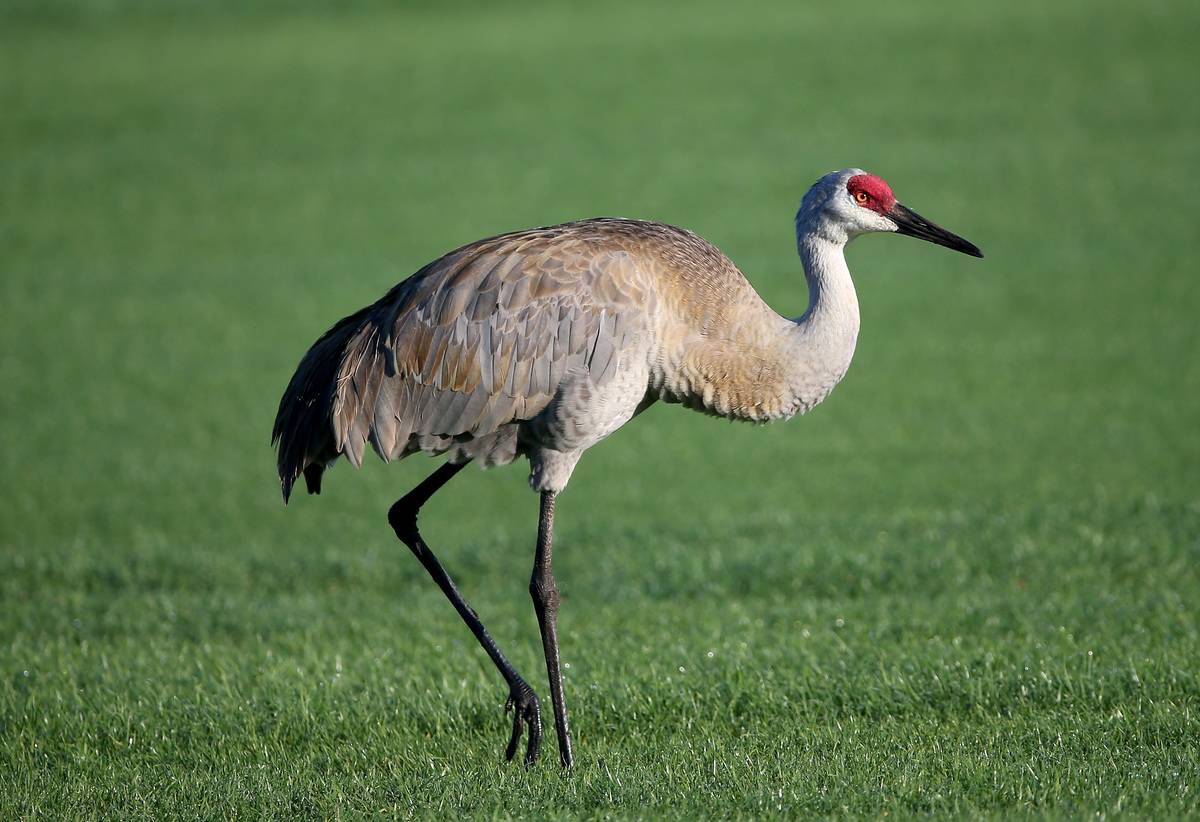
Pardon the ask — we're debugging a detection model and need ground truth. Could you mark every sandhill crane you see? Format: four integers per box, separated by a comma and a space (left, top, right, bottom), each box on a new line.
272, 168, 982, 768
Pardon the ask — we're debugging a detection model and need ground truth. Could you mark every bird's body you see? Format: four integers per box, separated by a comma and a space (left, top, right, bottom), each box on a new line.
274, 216, 861, 497
273, 169, 981, 768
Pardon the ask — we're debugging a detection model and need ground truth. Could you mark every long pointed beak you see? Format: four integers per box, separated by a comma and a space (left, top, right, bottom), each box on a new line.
889, 202, 983, 258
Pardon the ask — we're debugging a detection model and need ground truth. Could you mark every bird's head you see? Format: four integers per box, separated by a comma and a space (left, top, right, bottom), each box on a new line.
796, 168, 982, 258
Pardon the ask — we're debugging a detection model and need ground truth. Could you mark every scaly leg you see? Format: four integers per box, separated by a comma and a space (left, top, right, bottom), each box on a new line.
529, 491, 574, 768
387, 460, 543, 765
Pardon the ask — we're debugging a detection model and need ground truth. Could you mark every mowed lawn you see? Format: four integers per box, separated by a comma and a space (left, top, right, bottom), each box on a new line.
2, 0, 1198, 816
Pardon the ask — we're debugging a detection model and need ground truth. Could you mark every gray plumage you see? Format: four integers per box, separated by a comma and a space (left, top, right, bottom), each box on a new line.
273, 219, 659, 502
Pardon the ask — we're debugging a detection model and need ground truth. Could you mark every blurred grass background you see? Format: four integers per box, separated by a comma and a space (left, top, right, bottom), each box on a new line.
2, 0, 1198, 816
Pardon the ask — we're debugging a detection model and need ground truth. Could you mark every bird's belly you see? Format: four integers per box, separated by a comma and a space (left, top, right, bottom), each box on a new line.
521, 346, 653, 493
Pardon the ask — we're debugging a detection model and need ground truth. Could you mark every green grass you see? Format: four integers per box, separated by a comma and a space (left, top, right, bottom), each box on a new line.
3, 0, 1199, 816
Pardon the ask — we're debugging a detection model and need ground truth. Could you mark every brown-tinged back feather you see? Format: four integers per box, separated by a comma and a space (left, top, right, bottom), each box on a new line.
273, 218, 664, 501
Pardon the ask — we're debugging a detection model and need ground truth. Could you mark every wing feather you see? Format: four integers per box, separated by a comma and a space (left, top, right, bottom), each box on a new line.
274, 218, 661, 497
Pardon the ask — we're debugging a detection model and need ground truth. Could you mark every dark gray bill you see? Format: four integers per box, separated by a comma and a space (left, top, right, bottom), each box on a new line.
889, 202, 983, 258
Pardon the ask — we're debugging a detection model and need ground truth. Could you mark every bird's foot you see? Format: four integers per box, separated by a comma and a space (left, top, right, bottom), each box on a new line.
504, 681, 542, 765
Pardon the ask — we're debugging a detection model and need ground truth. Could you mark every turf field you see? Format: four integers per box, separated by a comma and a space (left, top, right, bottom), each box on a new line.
3, 0, 1198, 816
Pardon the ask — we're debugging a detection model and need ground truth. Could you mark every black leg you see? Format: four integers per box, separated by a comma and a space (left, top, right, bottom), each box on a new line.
387, 460, 543, 765
529, 491, 574, 768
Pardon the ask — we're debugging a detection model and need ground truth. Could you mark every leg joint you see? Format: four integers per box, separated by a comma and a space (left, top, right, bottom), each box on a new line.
529, 576, 560, 611
387, 497, 419, 542
387, 461, 468, 545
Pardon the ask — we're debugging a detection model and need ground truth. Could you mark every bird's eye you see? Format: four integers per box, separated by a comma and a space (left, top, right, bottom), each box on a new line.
854, 191, 870, 204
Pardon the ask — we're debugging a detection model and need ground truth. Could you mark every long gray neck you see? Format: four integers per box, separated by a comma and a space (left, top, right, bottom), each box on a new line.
781, 224, 862, 414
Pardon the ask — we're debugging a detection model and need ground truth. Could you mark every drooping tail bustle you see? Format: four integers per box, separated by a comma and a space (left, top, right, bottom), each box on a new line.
271, 306, 374, 502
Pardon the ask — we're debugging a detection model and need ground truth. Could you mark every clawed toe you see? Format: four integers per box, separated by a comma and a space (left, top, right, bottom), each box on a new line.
504, 683, 542, 765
